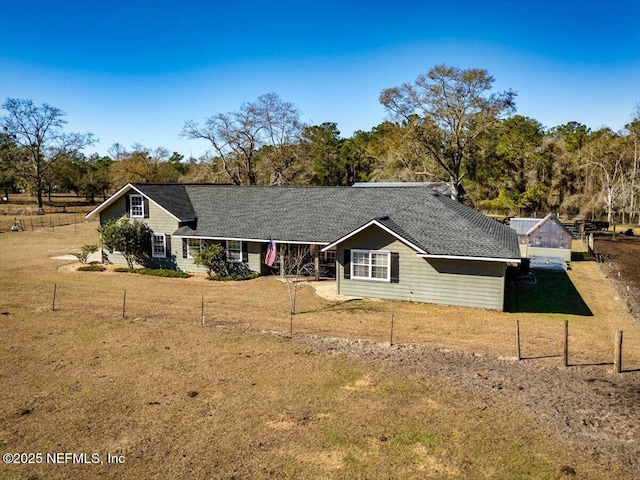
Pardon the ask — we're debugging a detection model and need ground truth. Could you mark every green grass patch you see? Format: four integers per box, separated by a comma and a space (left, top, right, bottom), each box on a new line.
113, 267, 191, 278
76, 264, 106, 272
389, 427, 444, 449
321, 424, 355, 447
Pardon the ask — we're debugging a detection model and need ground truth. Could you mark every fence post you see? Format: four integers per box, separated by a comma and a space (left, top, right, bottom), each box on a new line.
563, 320, 569, 367
52, 284, 57, 311
390, 313, 395, 346
516, 320, 521, 361
614, 331, 623, 374
122, 289, 127, 319
201, 295, 205, 326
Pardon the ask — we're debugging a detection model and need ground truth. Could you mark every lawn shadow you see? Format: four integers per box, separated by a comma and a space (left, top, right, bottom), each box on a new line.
506, 269, 593, 316
571, 251, 594, 262
297, 298, 374, 315
521, 354, 562, 360
569, 361, 614, 367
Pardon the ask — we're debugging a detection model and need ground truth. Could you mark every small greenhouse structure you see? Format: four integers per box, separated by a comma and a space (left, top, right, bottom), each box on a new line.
509, 214, 572, 262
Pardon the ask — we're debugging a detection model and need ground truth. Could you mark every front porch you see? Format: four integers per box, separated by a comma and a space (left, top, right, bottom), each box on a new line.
264, 243, 336, 280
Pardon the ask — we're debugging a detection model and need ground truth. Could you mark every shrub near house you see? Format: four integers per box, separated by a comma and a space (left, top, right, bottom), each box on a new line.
98, 216, 152, 269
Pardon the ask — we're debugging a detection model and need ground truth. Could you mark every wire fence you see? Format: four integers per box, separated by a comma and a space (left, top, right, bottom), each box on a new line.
24, 276, 639, 375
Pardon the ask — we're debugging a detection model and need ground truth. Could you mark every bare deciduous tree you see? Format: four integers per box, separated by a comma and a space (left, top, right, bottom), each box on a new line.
1, 98, 95, 212
182, 93, 305, 185
584, 129, 628, 224
380, 65, 516, 201
275, 244, 316, 335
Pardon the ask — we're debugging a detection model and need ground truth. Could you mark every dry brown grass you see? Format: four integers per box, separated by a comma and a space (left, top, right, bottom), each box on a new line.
0, 194, 96, 233
1, 224, 638, 479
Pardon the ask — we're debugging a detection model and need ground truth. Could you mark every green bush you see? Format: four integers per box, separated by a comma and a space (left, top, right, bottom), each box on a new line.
72, 243, 99, 264
113, 267, 191, 278
192, 242, 226, 276
98, 216, 152, 269
209, 272, 259, 282
77, 264, 106, 272
135, 268, 191, 278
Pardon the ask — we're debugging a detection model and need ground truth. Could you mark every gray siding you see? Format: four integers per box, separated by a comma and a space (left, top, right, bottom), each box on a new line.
99, 191, 181, 269
337, 226, 507, 310
173, 240, 262, 275
145, 202, 179, 236
175, 250, 209, 274
100, 196, 127, 224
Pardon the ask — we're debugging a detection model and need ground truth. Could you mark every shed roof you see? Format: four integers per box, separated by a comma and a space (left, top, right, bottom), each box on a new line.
509, 214, 572, 237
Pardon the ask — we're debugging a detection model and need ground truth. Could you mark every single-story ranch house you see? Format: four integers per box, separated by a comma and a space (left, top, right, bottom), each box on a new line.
86, 183, 521, 310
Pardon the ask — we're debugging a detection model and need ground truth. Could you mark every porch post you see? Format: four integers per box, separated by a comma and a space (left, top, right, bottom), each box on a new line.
279, 244, 286, 278
313, 245, 320, 281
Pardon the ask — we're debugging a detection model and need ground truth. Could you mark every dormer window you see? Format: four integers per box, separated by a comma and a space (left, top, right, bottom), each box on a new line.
130, 194, 144, 218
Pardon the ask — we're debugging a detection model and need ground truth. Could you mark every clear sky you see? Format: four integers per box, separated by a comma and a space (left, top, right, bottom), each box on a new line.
1, 0, 639, 159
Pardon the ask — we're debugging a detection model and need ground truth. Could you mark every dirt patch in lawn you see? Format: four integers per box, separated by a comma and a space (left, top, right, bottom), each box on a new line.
286, 332, 640, 477
592, 233, 640, 321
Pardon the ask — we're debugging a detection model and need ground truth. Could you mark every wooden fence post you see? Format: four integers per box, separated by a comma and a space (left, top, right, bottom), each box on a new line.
563, 320, 569, 367
390, 313, 395, 346
201, 295, 205, 326
516, 320, 521, 361
122, 289, 127, 319
52, 284, 57, 311
614, 331, 623, 374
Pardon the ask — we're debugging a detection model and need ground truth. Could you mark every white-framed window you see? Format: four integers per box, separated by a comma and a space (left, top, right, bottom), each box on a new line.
227, 240, 242, 263
187, 238, 203, 259
130, 194, 144, 218
323, 250, 337, 263
152, 234, 166, 258
351, 249, 390, 282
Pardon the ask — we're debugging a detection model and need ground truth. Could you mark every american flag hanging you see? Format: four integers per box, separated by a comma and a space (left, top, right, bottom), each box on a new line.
265, 239, 277, 267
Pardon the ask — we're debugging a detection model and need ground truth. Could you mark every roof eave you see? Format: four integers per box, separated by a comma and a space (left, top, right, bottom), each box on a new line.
85, 183, 135, 219
172, 233, 330, 245
85, 183, 184, 222
417, 253, 521, 263
321, 219, 427, 254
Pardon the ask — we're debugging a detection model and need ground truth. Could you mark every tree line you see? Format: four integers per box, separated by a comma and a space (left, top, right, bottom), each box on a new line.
2, 65, 638, 221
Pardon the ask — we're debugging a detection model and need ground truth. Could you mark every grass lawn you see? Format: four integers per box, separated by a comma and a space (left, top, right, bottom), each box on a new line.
1, 223, 638, 479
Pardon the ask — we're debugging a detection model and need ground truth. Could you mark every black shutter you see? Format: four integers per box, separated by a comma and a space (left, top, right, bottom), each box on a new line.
242, 242, 248, 263
218, 240, 227, 261
182, 238, 188, 259
125, 195, 130, 217
164, 235, 171, 258
343, 249, 351, 279
143, 198, 150, 218
390, 252, 399, 283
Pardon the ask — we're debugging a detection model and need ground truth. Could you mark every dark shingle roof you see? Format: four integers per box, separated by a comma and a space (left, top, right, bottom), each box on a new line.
133, 183, 196, 221
142, 184, 521, 260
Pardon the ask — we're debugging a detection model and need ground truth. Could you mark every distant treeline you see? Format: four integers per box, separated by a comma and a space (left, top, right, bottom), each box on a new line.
2, 65, 639, 221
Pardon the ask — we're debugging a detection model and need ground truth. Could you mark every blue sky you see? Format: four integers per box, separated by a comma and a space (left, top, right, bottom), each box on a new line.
1, 0, 639, 159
